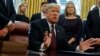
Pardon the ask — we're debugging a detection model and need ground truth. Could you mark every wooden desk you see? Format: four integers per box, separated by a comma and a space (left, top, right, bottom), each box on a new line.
0, 41, 28, 56
0, 53, 27, 56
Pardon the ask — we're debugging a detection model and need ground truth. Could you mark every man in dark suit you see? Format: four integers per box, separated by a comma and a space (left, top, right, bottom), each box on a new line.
0, 0, 16, 40
85, 0, 100, 52
29, 3, 96, 52
30, 2, 48, 22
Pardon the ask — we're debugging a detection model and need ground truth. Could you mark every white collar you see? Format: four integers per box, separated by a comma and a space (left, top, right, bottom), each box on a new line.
46, 20, 56, 36
99, 8, 100, 16
4, 0, 7, 5
41, 12, 46, 19
47, 20, 56, 31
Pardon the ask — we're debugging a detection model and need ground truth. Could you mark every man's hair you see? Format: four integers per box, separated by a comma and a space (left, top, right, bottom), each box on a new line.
45, 3, 60, 13
41, 2, 48, 6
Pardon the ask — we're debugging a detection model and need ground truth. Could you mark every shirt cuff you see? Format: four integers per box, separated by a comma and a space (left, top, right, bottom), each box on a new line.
76, 46, 84, 52
39, 43, 47, 52
7, 21, 13, 26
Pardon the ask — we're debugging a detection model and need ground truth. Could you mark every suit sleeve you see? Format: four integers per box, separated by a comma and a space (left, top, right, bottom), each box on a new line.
29, 22, 43, 51
30, 14, 36, 23
0, 0, 16, 29
0, 12, 10, 29
9, 0, 16, 22
85, 11, 93, 38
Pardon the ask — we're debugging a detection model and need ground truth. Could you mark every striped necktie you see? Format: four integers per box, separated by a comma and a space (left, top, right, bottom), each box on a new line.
50, 24, 56, 51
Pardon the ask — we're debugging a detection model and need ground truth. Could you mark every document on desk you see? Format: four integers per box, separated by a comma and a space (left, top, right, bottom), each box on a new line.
28, 50, 46, 56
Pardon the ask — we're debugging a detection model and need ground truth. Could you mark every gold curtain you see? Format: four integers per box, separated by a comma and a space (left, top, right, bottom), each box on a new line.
81, 0, 96, 19
24, 0, 47, 19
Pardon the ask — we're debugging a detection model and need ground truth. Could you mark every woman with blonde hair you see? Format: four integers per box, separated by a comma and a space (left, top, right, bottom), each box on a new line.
16, 2, 29, 23
58, 1, 82, 45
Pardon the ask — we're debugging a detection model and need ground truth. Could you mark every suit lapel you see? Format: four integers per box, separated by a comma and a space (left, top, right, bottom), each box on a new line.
0, 0, 7, 12
55, 24, 60, 38
1, 0, 6, 6
0, 0, 11, 14
6, 0, 12, 15
94, 8, 100, 25
39, 13, 41, 19
36, 13, 41, 20
96, 8, 99, 18
41, 19, 50, 33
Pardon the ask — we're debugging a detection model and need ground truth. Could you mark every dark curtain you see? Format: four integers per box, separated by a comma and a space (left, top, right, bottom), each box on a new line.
47, 0, 56, 3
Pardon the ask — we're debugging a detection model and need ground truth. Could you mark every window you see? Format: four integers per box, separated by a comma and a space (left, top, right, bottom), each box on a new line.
57, 0, 81, 15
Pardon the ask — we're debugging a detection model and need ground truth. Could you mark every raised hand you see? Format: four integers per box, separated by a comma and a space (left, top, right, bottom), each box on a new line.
43, 31, 52, 48
79, 38, 96, 52
94, 38, 100, 45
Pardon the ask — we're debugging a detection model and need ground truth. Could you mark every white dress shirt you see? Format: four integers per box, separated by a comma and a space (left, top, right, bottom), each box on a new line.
41, 12, 46, 19
90, 5, 96, 10
4, 0, 6, 5
99, 7, 100, 17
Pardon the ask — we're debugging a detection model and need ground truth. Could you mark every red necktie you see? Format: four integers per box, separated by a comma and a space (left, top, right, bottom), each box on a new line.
50, 24, 56, 51
47, 24, 57, 56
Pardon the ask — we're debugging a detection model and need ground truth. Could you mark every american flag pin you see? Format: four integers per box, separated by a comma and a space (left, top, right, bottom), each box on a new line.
57, 31, 59, 32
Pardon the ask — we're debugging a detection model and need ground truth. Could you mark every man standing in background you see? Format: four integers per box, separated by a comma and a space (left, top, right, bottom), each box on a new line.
85, 0, 100, 52
30, 2, 48, 22
0, 0, 16, 40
